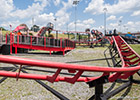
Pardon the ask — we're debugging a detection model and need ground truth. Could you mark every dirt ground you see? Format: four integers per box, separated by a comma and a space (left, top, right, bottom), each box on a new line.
0, 47, 140, 100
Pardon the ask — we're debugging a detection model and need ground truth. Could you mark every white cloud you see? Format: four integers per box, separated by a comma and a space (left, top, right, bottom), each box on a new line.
53, 0, 61, 6
68, 18, 95, 31
0, 0, 14, 19
10, 0, 49, 19
84, 0, 140, 15
35, 13, 55, 26
54, 0, 73, 30
84, 0, 104, 14
0, 0, 51, 29
109, 23, 118, 28
126, 21, 140, 32
107, 15, 116, 21
118, 16, 123, 20
127, 21, 134, 26
107, 21, 140, 33
83, 18, 95, 25
131, 10, 140, 16
0, 20, 21, 30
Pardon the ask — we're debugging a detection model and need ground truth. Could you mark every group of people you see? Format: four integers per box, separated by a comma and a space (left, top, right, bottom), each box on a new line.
90, 29, 103, 41
86, 29, 103, 48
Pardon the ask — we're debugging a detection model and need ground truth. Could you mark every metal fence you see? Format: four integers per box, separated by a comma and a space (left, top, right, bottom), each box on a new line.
6, 34, 75, 48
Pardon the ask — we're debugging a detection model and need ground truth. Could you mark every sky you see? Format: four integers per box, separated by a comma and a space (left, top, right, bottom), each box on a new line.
0, 0, 140, 33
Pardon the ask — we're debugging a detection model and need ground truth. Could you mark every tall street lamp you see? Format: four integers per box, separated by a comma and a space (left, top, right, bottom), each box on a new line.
54, 18, 57, 30
73, 0, 79, 40
119, 20, 122, 33
103, 8, 107, 34
123, 25, 126, 33
32, 17, 34, 32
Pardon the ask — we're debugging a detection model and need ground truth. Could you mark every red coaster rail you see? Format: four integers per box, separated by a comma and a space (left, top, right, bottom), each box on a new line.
0, 35, 140, 83
0, 54, 140, 83
0, 35, 140, 99
108, 35, 140, 82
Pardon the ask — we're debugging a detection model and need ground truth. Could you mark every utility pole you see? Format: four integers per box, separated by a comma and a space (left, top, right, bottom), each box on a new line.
73, 0, 79, 40
103, 8, 107, 35
54, 18, 57, 30
32, 18, 34, 32
119, 20, 122, 33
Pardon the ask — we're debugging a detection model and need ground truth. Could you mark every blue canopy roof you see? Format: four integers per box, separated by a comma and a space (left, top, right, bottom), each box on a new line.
125, 34, 136, 38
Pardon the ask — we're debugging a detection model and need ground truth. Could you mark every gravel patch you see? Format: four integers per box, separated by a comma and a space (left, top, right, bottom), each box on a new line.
0, 47, 139, 100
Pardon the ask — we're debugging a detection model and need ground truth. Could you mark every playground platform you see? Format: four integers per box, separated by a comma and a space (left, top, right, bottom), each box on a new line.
0, 34, 75, 55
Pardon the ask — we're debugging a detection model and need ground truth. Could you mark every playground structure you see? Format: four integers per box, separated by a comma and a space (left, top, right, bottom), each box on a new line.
0, 24, 75, 56
7, 33, 75, 55
52, 29, 108, 47
75, 30, 106, 47
0, 23, 110, 56
37, 22, 54, 37
0, 33, 140, 99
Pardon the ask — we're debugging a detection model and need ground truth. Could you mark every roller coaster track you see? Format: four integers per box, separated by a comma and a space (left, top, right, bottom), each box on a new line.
0, 35, 140, 99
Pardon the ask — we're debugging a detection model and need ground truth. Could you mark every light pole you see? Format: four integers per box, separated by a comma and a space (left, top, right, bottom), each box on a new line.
32, 17, 34, 32
103, 8, 107, 35
123, 25, 126, 33
73, 0, 79, 40
119, 20, 122, 33
9, 25, 12, 32
54, 18, 57, 30
66, 23, 70, 39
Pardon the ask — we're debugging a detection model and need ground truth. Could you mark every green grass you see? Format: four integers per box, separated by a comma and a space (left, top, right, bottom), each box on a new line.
51, 33, 75, 39
129, 44, 140, 55
1, 31, 10, 35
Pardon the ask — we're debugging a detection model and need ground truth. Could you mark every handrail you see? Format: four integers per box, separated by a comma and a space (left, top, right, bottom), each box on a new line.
112, 36, 126, 67
108, 35, 140, 82
11, 34, 75, 48
0, 55, 140, 73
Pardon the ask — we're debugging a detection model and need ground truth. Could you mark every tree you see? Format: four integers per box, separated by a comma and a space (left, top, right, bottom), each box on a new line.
0, 27, 7, 31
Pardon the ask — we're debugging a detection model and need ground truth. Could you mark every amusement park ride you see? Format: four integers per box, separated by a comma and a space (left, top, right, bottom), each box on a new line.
0, 24, 140, 100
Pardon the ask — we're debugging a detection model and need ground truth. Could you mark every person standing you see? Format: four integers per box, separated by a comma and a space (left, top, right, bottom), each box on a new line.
17, 30, 22, 35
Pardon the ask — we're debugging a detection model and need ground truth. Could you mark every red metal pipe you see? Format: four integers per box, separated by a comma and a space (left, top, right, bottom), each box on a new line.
119, 36, 140, 58
112, 36, 125, 67
0, 70, 99, 82
0, 55, 140, 73
108, 35, 140, 82
17, 35, 19, 45
10, 33, 12, 54
15, 46, 17, 54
